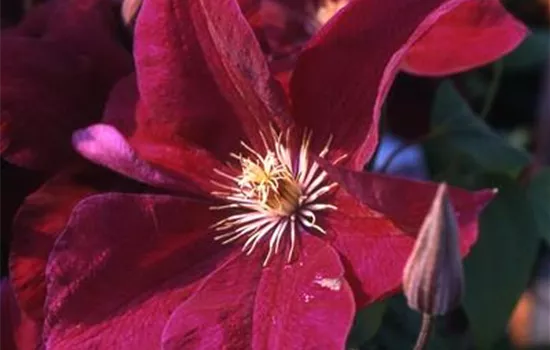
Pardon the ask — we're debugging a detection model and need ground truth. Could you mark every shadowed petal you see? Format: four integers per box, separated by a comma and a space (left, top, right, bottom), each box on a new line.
102, 74, 248, 170
135, 0, 289, 151
43, 0, 132, 85
0, 160, 45, 276
44, 194, 228, 349
161, 235, 355, 350
322, 166, 494, 307
9, 165, 144, 322
72, 124, 226, 195
290, 0, 522, 169
0, 0, 133, 170
1, 38, 99, 170
402, 0, 527, 76
1, 280, 41, 350
5, 1, 52, 36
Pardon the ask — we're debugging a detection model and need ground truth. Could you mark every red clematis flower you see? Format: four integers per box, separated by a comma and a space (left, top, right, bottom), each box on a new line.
33, 0, 526, 348
3, 2, 280, 348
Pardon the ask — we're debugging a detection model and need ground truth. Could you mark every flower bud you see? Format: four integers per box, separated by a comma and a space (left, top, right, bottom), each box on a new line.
403, 183, 465, 315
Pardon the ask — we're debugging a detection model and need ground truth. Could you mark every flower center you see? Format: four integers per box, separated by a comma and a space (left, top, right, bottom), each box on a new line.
265, 176, 301, 215
210, 129, 346, 265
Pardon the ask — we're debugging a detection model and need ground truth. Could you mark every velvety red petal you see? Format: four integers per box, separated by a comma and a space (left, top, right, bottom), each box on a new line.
104, 72, 245, 164
1, 38, 99, 170
6, 2, 52, 36
100, 74, 140, 137
257, 0, 312, 66
9, 165, 140, 322
72, 123, 226, 195
323, 165, 494, 307
135, 0, 289, 152
43, 0, 133, 89
102, 74, 247, 187
161, 235, 355, 350
0, 0, 132, 170
0, 160, 45, 268
1, 280, 41, 350
290, 0, 519, 169
401, 0, 528, 76
238, 0, 261, 17
44, 194, 227, 349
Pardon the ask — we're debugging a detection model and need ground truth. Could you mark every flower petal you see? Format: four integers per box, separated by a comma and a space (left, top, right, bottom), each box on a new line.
1, 279, 41, 350
401, 0, 528, 76
72, 123, 225, 195
102, 73, 248, 177
161, 235, 355, 350
43, 0, 133, 90
135, 0, 289, 151
290, 0, 520, 169
44, 194, 227, 349
0, 0, 132, 170
323, 165, 494, 307
1, 160, 45, 276
1, 38, 98, 170
5, 1, 52, 36
9, 165, 141, 322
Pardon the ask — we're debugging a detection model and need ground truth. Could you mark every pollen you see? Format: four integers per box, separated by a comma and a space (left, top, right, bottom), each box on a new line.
210, 128, 346, 266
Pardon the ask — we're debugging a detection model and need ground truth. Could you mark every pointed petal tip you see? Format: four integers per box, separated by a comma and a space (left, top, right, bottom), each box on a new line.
402, 0, 529, 76
476, 187, 499, 207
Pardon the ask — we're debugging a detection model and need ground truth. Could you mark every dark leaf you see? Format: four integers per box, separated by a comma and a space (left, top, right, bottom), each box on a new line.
426, 81, 530, 178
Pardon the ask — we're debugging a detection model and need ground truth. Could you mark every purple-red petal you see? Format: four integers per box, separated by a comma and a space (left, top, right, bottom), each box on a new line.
0, 0, 132, 170
98, 74, 240, 196
1, 280, 41, 350
43, 0, 133, 89
162, 235, 355, 350
401, 0, 528, 76
323, 166, 494, 307
1, 38, 98, 170
135, 0, 289, 151
44, 194, 227, 349
9, 165, 139, 322
72, 123, 226, 195
290, 0, 523, 169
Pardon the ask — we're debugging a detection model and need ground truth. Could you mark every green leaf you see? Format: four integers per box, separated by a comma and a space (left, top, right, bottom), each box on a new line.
526, 167, 550, 245
463, 176, 541, 349
346, 301, 387, 348
427, 81, 530, 179
423, 84, 543, 348
502, 31, 549, 72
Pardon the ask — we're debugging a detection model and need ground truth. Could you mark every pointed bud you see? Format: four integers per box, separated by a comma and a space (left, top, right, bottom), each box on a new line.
403, 183, 465, 316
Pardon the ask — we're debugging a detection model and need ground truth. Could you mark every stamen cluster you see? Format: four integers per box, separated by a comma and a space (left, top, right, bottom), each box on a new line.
210, 129, 344, 265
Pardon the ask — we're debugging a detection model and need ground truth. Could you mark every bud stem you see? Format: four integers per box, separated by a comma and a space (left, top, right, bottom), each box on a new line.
413, 313, 433, 350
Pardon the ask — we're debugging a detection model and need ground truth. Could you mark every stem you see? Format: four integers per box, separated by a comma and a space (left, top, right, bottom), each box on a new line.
413, 313, 433, 350
480, 60, 504, 119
